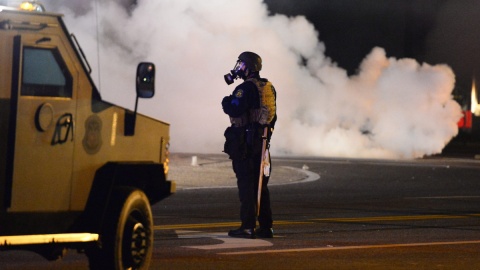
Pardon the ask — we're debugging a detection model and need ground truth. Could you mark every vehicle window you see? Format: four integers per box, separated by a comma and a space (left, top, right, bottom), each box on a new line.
21, 47, 72, 98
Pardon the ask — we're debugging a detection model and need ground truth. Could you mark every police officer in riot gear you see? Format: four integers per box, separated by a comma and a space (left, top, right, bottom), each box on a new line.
222, 51, 277, 239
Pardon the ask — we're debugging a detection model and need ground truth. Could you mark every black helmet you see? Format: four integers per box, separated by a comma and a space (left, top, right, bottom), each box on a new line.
238, 51, 262, 72
224, 51, 262, 85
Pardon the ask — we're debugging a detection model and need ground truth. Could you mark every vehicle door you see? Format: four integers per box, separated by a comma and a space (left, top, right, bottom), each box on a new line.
8, 33, 78, 212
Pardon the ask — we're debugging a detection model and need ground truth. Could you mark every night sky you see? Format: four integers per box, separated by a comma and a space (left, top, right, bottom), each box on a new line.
264, 0, 480, 106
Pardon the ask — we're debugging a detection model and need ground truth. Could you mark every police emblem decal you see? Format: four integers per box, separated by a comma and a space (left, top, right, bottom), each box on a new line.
82, 114, 103, 155
235, 89, 243, 98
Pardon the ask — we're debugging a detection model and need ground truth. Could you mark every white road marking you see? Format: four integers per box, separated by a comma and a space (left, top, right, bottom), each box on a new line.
405, 196, 480, 199
176, 230, 273, 250
219, 240, 480, 255
179, 166, 320, 190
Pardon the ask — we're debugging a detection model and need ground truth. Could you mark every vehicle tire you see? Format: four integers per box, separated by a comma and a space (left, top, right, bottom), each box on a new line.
87, 187, 153, 270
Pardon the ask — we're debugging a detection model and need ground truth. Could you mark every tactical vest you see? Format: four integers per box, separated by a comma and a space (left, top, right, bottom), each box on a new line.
247, 78, 276, 125
229, 78, 276, 127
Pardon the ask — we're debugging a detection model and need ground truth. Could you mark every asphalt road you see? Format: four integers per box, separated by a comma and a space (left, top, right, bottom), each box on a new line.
1, 154, 479, 269
153, 155, 480, 270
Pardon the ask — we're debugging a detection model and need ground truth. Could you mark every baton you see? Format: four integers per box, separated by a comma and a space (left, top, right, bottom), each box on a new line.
257, 127, 268, 217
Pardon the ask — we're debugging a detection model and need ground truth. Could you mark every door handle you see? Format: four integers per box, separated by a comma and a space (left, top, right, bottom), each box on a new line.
51, 113, 74, 145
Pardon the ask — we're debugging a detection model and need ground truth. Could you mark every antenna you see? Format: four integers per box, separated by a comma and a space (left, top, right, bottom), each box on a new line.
94, 0, 101, 92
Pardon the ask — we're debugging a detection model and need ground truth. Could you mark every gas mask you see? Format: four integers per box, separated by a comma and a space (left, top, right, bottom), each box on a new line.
224, 60, 248, 85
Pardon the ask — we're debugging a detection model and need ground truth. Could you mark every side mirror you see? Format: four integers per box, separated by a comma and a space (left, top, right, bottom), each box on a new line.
126, 62, 156, 136
136, 62, 155, 98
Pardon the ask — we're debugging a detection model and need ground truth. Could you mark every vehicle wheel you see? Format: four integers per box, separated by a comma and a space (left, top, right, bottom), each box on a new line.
87, 187, 153, 270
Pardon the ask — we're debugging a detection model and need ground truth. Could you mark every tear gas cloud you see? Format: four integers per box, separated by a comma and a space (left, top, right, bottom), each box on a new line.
47, 0, 462, 159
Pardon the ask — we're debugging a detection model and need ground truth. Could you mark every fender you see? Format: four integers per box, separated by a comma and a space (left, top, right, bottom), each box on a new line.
75, 162, 175, 233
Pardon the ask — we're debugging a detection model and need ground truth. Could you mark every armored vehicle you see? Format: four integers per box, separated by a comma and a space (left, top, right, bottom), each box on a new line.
0, 2, 175, 269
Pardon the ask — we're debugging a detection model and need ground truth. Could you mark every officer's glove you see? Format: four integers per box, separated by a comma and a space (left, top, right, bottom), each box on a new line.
222, 96, 232, 114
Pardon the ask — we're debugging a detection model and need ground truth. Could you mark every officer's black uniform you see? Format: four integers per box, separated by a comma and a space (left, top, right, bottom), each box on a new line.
222, 70, 277, 239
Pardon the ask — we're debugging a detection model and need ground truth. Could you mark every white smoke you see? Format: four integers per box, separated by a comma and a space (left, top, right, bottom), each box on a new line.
46, 0, 462, 159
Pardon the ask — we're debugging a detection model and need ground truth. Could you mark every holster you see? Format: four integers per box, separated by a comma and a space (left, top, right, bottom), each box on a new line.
246, 123, 264, 146
223, 126, 247, 160
224, 124, 270, 160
